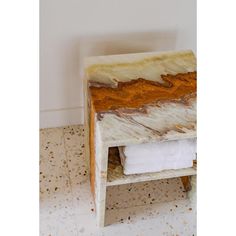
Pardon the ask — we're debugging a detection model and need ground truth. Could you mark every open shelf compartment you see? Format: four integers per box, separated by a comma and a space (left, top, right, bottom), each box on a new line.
107, 147, 197, 187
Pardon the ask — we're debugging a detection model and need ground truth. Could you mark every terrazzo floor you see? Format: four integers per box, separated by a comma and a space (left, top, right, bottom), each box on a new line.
40, 125, 196, 236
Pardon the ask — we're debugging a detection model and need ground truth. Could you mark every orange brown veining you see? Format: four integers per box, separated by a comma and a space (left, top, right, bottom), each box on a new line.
89, 72, 196, 114
89, 71, 196, 200
181, 176, 192, 192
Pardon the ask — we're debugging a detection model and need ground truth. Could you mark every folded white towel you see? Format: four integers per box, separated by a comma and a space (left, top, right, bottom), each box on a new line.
118, 138, 196, 175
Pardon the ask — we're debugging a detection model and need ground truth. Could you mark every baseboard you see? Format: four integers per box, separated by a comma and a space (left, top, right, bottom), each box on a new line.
40, 107, 84, 129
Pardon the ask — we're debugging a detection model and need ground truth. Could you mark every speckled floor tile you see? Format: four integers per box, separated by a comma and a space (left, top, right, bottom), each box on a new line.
40, 190, 78, 235
63, 125, 85, 151
40, 125, 196, 236
65, 149, 94, 215
66, 149, 89, 185
73, 199, 196, 236
104, 206, 196, 236
40, 212, 78, 236
106, 178, 187, 210
40, 127, 78, 236
40, 128, 65, 156
39, 129, 68, 201
105, 198, 196, 227
40, 128, 70, 202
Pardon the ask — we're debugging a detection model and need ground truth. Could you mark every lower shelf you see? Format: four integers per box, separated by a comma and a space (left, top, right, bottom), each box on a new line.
107, 147, 197, 187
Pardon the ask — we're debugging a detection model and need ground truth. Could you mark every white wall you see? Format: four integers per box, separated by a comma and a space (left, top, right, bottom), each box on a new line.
40, 0, 196, 128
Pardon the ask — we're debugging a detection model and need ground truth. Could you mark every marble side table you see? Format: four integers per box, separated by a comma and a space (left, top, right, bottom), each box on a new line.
83, 50, 197, 227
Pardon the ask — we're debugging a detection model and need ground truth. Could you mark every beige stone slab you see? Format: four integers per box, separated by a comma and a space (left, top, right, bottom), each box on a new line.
85, 50, 196, 86
107, 160, 196, 186
96, 100, 196, 147
83, 50, 197, 227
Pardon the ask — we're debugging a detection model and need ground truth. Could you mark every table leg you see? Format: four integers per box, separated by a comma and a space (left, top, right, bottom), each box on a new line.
94, 144, 108, 227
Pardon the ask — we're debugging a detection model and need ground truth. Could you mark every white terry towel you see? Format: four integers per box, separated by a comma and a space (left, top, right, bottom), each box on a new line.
118, 138, 196, 175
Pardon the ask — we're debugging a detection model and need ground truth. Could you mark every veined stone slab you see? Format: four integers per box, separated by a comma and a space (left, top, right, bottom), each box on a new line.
86, 50, 196, 147
83, 50, 197, 227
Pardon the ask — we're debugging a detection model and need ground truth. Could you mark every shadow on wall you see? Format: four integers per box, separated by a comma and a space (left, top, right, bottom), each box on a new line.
61, 30, 177, 124
77, 30, 177, 77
